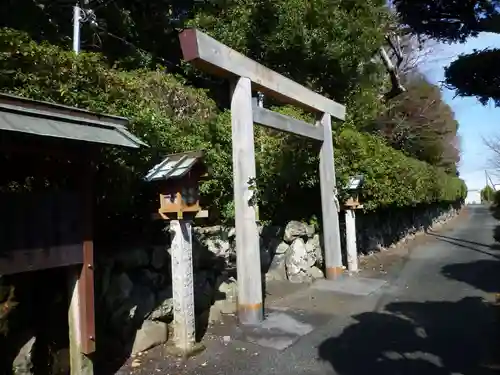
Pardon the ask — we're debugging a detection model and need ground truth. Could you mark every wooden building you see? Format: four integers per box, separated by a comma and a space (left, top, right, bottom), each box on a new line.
0, 93, 146, 374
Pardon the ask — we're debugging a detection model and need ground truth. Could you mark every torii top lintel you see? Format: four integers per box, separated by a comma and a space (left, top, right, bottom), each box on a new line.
179, 28, 346, 121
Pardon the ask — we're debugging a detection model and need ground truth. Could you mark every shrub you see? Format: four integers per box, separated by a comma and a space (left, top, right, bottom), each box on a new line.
481, 185, 495, 202
0, 28, 466, 239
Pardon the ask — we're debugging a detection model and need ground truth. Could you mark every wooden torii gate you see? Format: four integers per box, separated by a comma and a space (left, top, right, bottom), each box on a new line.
179, 29, 346, 325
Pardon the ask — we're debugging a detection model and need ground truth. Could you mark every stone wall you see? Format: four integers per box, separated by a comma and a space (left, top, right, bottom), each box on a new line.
353, 203, 462, 253
94, 202, 462, 362
0, 203, 463, 373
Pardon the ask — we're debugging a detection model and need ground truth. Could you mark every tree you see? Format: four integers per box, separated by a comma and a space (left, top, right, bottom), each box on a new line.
444, 48, 500, 106
483, 135, 500, 170
0, 28, 466, 226
481, 185, 495, 202
0, 0, 400, 115
189, 0, 391, 103
369, 73, 460, 173
393, 0, 500, 42
393, 0, 500, 106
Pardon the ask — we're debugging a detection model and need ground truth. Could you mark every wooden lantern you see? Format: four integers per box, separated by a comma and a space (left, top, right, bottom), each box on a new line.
343, 174, 365, 210
145, 151, 208, 220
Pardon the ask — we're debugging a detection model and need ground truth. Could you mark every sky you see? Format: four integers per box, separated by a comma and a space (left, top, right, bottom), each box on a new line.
420, 33, 500, 191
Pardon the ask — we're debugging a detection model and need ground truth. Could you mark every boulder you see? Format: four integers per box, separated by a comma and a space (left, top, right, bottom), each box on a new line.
148, 286, 173, 322
292, 238, 315, 267
105, 272, 133, 310
284, 221, 309, 243
285, 238, 315, 283
128, 285, 156, 323
218, 278, 237, 302
260, 244, 273, 271
275, 242, 290, 255
308, 266, 324, 279
260, 226, 283, 241
265, 254, 288, 281
306, 234, 322, 266
209, 307, 223, 323
204, 238, 231, 257
211, 278, 237, 316
306, 224, 316, 238
287, 270, 312, 283
12, 336, 35, 375
194, 271, 216, 313
131, 320, 168, 355
192, 237, 229, 270
150, 246, 168, 270
195, 225, 222, 236
129, 268, 162, 288
113, 248, 150, 269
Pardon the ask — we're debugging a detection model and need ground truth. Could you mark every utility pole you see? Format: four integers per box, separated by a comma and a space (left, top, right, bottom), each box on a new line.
73, 1, 97, 55
73, 4, 81, 53
485, 170, 496, 190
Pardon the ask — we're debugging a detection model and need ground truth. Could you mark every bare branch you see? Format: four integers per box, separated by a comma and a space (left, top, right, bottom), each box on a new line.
483, 135, 500, 171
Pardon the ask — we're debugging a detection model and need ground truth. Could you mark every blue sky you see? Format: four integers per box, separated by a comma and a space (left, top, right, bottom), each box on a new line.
420, 33, 500, 190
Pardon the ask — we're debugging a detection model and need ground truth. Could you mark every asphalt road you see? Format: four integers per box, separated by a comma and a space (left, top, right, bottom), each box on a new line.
122, 205, 500, 375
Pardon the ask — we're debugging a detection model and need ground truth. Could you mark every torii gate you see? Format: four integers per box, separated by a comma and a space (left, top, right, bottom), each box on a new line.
179, 29, 346, 325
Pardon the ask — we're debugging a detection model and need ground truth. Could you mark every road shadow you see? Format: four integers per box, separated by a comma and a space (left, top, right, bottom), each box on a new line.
427, 231, 500, 252
319, 255, 500, 375
442, 259, 500, 294
433, 237, 500, 260
318, 297, 499, 375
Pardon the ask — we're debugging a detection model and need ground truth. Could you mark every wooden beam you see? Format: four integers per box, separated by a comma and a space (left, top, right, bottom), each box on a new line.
0, 246, 83, 275
152, 210, 209, 221
252, 106, 324, 141
230, 77, 263, 325
179, 29, 345, 120
318, 113, 343, 279
79, 161, 96, 356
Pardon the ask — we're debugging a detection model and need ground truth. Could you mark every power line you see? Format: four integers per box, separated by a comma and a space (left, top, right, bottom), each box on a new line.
86, 0, 116, 11
71, 1, 176, 68
95, 26, 176, 68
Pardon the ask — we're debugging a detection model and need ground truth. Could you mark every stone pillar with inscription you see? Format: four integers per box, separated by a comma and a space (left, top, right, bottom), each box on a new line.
169, 219, 196, 354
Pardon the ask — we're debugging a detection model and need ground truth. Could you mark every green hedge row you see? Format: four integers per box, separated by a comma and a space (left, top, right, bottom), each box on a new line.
0, 28, 466, 229
335, 129, 466, 210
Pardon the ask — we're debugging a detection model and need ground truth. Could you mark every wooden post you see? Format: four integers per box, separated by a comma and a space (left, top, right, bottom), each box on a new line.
345, 209, 358, 273
318, 113, 343, 279
68, 160, 95, 375
230, 76, 263, 325
68, 268, 94, 375
170, 219, 196, 353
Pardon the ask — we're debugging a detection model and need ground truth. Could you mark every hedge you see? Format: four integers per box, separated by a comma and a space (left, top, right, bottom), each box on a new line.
0, 28, 466, 234
335, 129, 466, 210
